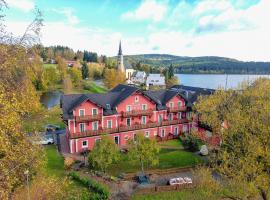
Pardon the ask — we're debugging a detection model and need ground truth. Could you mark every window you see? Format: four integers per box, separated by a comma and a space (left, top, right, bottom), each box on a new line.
114, 136, 119, 145
174, 127, 178, 135
107, 120, 112, 128
135, 96, 139, 103
106, 104, 111, 109
158, 115, 163, 123
142, 104, 147, 110
145, 131, 150, 138
178, 112, 182, 119
183, 125, 188, 133
168, 113, 173, 121
82, 140, 88, 148
126, 118, 131, 126
92, 108, 98, 115
141, 116, 147, 124
178, 101, 182, 108
92, 121, 98, 131
126, 105, 132, 112
169, 102, 174, 108
79, 109, 85, 116
161, 129, 165, 137
79, 123, 85, 132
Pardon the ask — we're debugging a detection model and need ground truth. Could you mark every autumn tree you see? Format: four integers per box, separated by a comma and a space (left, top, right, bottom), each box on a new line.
195, 79, 270, 200
128, 133, 160, 174
0, 2, 45, 198
88, 136, 120, 173
55, 56, 67, 80
103, 68, 126, 89
68, 67, 82, 87
166, 76, 180, 88
63, 74, 73, 94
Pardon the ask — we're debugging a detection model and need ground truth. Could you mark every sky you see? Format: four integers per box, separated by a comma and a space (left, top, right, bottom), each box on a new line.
3, 0, 270, 61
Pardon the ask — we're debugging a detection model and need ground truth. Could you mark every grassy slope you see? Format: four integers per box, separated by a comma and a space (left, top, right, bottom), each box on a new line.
108, 149, 202, 176
132, 188, 222, 200
159, 139, 184, 148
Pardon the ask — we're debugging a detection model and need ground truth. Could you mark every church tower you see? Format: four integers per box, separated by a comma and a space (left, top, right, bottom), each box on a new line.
117, 41, 125, 73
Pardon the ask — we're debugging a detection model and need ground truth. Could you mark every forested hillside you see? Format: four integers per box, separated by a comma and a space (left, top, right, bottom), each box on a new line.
123, 54, 270, 74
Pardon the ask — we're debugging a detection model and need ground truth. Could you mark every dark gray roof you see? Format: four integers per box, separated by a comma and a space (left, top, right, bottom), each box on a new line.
170, 85, 215, 105
61, 84, 139, 119
143, 90, 187, 110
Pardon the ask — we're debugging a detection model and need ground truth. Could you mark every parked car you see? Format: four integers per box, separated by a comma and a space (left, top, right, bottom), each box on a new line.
168, 177, 192, 185
35, 135, 54, 145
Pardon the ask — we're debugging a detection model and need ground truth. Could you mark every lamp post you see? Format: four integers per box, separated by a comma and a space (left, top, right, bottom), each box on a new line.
24, 169, 30, 200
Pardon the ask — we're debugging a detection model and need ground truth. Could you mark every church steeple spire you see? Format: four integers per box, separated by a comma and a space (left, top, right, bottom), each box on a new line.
117, 40, 125, 73
118, 40, 122, 55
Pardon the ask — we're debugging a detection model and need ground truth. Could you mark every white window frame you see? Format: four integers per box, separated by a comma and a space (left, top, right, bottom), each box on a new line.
79, 109, 85, 116
135, 96, 139, 103
158, 115, 163, 123
145, 131, 150, 138
183, 125, 188, 133
169, 113, 173, 121
79, 123, 85, 132
142, 104, 147, 110
107, 120, 112, 129
161, 129, 165, 137
126, 105, 132, 112
174, 127, 178, 135
126, 118, 132, 126
141, 116, 147, 124
169, 102, 174, 108
92, 108, 98, 115
114, 136, 120, 145
92, 121, 98, 131
178, 101, 182, 108
178, 112, 182, 119
82, 140, 88, 148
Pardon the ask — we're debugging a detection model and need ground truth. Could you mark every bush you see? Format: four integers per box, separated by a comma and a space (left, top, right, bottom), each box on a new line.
64, 157, 75, 170
68, 172, 109, 200
180, 135, 202, 152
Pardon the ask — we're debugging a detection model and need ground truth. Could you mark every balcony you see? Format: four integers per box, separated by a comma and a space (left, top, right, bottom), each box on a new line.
70, 119, 191, 139
168, 106, 187, 113
74, 114, 102, 122
121, 109, 154, 117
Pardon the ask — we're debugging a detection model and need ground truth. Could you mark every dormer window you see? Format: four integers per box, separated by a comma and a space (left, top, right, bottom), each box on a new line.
79, 109, 85, 116
106, 104, 111, 110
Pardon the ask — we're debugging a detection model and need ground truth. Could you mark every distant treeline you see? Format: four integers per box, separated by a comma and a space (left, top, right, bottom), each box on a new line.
124, 54, 270, 74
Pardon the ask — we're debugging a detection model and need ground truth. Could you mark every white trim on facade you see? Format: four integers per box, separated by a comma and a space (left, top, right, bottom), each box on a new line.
70, 139, 73, 153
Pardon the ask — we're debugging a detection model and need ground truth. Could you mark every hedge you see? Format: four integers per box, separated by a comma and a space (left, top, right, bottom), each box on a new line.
69, 172, 109, 200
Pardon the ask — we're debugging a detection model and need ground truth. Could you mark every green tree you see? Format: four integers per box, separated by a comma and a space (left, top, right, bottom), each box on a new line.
195, 79, 270, 200
128, 133, 160, 174
168, 64, 174, 79
68, 67, 82, 87
88, 136, 120, 173
81, 61, 89, 79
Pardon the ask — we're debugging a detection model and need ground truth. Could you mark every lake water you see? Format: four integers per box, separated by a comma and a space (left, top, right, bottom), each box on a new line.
175, 74, 270, 89
40, 91, 62, 109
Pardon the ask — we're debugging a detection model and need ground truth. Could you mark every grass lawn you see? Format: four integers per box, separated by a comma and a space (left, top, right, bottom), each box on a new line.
108, 149, 202, 176
132, 188, 223, 200
77, 80, 107, 94
159, 139, 184, 148
43, 63, 57, 69
44, 145, 65, 177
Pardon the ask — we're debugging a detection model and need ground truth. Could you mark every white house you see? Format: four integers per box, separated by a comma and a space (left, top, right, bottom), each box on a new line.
131, 71, 146, 85
146, 74, 166, 89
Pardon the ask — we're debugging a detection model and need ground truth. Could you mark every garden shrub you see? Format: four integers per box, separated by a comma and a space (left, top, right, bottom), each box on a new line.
180, 135, 202, 152
68, 172, 109, 200
64, 157, 75, 170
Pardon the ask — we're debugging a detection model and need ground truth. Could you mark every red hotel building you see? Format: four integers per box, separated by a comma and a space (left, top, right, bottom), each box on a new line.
61, 84, 204, 153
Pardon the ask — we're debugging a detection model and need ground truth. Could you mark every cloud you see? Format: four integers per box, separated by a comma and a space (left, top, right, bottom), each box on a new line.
6, 0, 34, 12
121, 0, 167, 22
51, 7, 79, 25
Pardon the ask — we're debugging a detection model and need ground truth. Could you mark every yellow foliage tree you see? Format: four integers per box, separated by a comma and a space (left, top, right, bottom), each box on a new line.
103, 68, 126, 89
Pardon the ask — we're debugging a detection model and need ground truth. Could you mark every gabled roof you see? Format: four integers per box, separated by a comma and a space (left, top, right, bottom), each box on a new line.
143, 90, 187, 110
